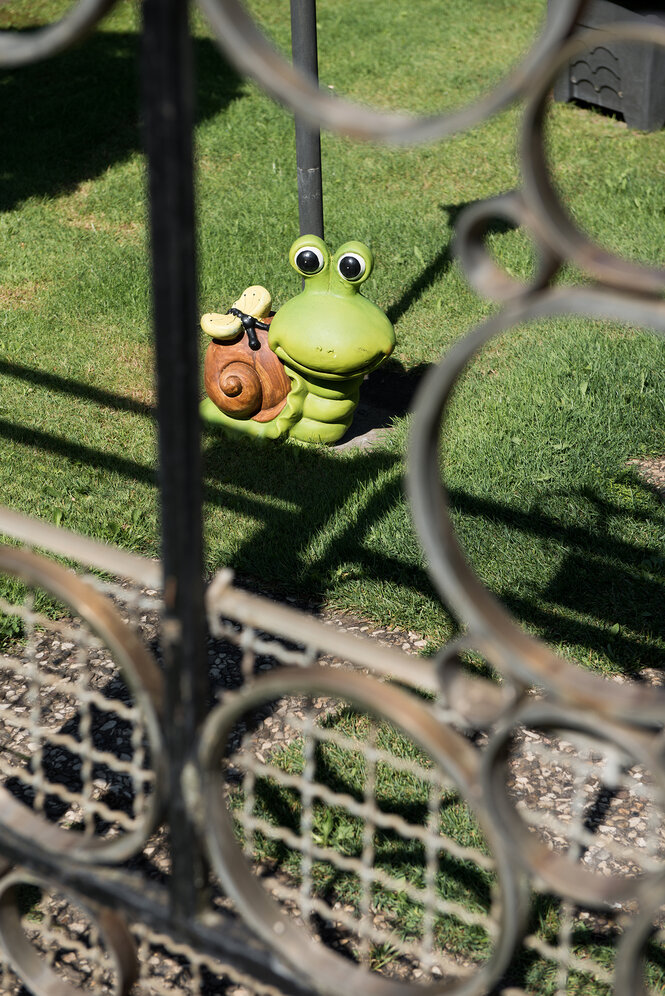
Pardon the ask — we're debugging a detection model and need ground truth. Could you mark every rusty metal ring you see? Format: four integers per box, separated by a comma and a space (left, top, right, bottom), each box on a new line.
434, 634, 525, 730
0, 0, 117, 69
522, 23, 665, 295
0, 546, 165, 864
481, 700, 665, 908
0, 868, 138, 996
407, 284, 665, 724
195, 666, 529, 996
453, 192, 560, 302
196, 0, 583, 144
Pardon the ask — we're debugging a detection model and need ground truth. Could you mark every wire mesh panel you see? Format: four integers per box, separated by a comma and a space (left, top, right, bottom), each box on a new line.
1, 1, 665, 995
199, 666, 523, 994
0, 552, 662, 994
0, 870, 137, 996
201, 580, 665, 996
0, 547, 165, 864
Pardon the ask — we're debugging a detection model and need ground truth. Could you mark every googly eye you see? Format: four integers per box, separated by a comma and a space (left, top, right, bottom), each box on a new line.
337, 253, 366, 281
294, 246, 325, 275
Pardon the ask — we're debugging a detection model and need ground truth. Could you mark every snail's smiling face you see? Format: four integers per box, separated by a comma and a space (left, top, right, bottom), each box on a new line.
268, 236, 395, 382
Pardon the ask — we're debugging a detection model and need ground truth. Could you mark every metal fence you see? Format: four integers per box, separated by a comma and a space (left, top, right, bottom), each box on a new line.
0, 1, 664, 994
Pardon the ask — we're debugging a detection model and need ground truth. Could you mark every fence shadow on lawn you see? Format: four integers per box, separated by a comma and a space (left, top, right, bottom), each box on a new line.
0, 351, 661, 680
0, 30, 241, 212
0, 353, 661, 678
203, 426, 665, 677
450, 484, 665, 677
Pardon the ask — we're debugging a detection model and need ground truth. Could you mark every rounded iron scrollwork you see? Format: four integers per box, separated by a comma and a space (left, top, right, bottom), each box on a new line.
196, 0, 583, 144
433, 634, 525, 730
521, 23, 665, 296
481, 701, 665, 909
453, 191, 560, 302
0, 868, 138, 996
614, 878, 665, 996
0, 546, 165, 864
196, 665, 528, 996
407, 284, 665, 726
0, 0, 117, 69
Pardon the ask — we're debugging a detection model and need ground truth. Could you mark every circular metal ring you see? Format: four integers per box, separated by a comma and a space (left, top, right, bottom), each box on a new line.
196, 0, 583, 144
0, 0, 117, 69
197, 666, 529, 996
482, 701, 665, 908
0, 546, 165, 864
522, 23, 665, 295
453, 192, 560, 302
407, 284, 665, 724
0, 868, 138, 996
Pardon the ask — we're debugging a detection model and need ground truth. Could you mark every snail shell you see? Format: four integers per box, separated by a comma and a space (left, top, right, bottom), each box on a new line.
203, 319, 291, 422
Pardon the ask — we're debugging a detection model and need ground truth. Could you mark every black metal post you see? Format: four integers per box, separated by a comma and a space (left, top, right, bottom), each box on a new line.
290, 0, 324, 239
141, 0, 208, 918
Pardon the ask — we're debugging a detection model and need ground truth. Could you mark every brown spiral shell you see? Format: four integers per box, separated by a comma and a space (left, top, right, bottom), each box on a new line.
203, 319, 291, 422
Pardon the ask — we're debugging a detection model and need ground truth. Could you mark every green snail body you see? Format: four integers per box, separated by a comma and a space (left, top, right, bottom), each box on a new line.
200, 236, 395, 444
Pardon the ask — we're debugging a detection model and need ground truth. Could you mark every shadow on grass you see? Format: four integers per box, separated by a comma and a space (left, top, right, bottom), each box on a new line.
0, 30, 241, 211
202, 427, 436, 610
494, 893, 622, 995
362, 358, 433, 421
0, 359, 154, 417
204, 433, 664, 665
0, 361, 662, 676
448, 486, 665, 674
384, 199, 516, 328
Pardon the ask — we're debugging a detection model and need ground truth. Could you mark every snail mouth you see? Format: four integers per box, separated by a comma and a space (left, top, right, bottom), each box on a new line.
274, 346, 389, 381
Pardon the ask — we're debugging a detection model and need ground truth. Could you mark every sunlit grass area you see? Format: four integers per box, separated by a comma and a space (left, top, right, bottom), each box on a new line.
0, 0, 662, 680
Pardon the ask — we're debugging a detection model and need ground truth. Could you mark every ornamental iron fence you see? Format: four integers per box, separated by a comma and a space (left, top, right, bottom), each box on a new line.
0, 2, 664, 995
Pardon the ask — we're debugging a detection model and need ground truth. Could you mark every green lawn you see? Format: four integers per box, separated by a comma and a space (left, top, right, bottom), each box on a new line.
0, 0, 663, 679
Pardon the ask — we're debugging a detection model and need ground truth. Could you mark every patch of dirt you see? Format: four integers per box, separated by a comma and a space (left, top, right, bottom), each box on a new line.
53, 182, 145, 244
62, 211, 144, 242
627, 456, 665, 501
0, 281, 47, 310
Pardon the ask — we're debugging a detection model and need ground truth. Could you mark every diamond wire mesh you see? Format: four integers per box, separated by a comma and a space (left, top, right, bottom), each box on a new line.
0, 563, 664, 994
0, 898, 292, 996
0, 575, 158, 849
205, 590, 665, 996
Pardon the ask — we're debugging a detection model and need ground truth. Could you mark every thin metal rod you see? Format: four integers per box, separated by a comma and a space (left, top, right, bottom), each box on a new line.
0, 506, 161, 589
141, 0, 208, 918
290, 0, 324, 239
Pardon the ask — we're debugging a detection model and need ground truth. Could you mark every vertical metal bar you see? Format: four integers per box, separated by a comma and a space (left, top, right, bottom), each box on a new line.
290, 0, 324, 239
141, 0, 208, 917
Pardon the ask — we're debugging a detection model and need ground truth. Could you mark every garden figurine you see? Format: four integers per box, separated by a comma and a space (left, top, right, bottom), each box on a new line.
200, 235, 395, 444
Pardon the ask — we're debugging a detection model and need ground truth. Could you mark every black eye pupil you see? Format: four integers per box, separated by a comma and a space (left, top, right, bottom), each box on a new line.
295, 249, 321, 274
339, 255, 362, 280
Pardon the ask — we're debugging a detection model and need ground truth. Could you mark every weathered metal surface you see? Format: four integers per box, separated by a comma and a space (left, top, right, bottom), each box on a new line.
195, 664, 529, 996
196, 0, 585, 143
0, 506, 161, 590
0, 0, 664, 994
0, 547, 165, 866
290, 0, 324, 239
142, 0, 209, 924
0, 869, 138, 996
0, 0, 116, 68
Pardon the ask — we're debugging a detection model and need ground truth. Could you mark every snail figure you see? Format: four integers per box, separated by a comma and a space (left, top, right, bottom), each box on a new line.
200, 235, 396, 444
